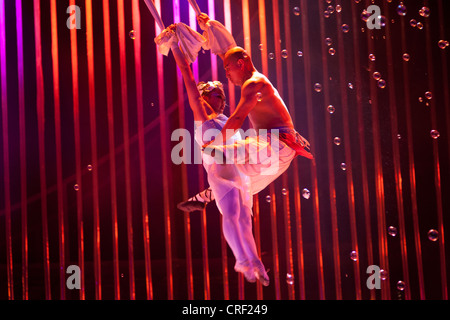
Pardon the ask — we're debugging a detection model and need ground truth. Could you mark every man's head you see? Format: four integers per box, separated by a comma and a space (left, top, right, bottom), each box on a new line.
223, 47, 255, 86
198, 81, 226, 114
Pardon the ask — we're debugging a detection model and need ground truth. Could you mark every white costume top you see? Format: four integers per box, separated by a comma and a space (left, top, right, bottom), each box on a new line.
195, 114, 253, 213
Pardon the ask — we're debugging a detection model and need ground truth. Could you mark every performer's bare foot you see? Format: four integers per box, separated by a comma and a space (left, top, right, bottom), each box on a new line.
252, 260, 270, 287
234, 260, 256, 283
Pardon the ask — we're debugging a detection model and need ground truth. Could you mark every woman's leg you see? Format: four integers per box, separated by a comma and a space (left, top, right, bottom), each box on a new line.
218, 189, 255, 282
238, 202, 270, 286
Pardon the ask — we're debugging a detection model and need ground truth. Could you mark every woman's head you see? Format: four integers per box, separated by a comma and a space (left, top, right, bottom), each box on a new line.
198, 81, 226, 114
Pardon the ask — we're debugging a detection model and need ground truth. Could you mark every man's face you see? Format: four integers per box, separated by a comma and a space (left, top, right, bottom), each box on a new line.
224, 58, 243, 86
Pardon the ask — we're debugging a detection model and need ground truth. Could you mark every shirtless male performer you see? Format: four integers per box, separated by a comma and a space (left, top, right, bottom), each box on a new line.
161, 24, 271, 286
178, 14, 313, 213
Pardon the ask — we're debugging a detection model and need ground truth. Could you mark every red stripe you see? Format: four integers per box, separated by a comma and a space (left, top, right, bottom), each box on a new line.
117, 0, 136, 300
155, 0, 174, 300
382, 1, 412, 300
34, 0, 52, 300
0, 0, 13, 301
317, 0, 343, 300
102, 0, 121, 299
50, 0, 66, 300
85, 0, 102, 300
364, 0, 390, 299
334, 1, 361, 300
350, 0, 375, 300
300, 0, 326, 300
16, 0, 29, 300
424, 0, 447, 300
133, 0, 153, 300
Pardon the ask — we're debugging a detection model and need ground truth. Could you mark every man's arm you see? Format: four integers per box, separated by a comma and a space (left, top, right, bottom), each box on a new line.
204, 80, 261, 147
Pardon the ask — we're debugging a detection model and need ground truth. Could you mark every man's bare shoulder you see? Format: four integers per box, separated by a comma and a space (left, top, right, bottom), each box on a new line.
242, 72, 269, 94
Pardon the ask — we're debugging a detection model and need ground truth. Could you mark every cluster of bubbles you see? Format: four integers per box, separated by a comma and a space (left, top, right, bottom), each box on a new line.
388, 225, 439, 241
323, 2, 343, 19
265, 187, 311, 203
73, 164, 95, 191
284, 1, 445, 292
286, 273, 294, 285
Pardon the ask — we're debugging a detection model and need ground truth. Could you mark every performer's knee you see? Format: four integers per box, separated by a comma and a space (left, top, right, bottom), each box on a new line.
238, 208, 252, 226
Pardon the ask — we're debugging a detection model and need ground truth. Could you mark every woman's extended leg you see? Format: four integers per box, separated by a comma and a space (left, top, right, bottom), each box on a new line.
238, 201, 269, 286
219, 188, 256, 283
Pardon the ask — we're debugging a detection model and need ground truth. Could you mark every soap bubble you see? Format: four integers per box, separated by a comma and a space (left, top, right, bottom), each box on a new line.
369, 54, 376, 61
430, 130, 440, 139
74, 184, 80, 191
402, 53, 410, 61
348, 83, 354, 89
256, 92, 262, 102
377, 79, 386, 89
328, 48, 336, 55
87, 164, 93, 171
265, 195, 271, 203
129, 30, 136, 39
269, 52, 275, 60
293, 7, 300, 16
396, 280, 406, 291
350, 251, 358, 261
410, 19, 417, 27
340, 162, 347, 171
327, 105, 335, 114
427, 229, 438, 241
425, 91, 432, 100
333, 137, 341, 145
314, 83, 323, 92
259, 43, 263, 51
302, 188, 311, 199
281, 49, 288, 59
396, 3, 407, 16
417, 22, 424, 30
373, 71, 381, 80
325, 37, 333, 46
419, 7, 430, 18
388, 226, 397, 237
297, 51, 303, 57
379, 269, 387, 280
361, 10, 371, 22
341, 24, 350, 33
281, 188, 288, 196
438, 40, 449, 49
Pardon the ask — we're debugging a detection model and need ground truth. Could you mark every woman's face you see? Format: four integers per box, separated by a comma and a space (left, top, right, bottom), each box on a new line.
203, 89, 226, 114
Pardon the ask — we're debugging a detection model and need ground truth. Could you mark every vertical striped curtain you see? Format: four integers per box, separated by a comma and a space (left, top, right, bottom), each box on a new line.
0, 0, 448, 300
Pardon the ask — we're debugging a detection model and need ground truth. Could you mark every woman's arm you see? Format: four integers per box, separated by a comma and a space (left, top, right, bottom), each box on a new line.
169, 33, 214, 122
